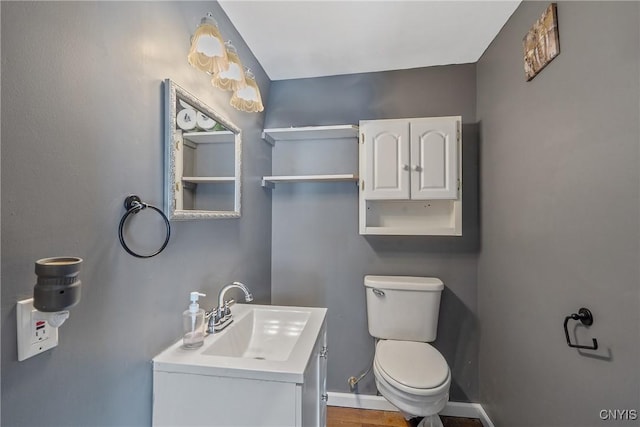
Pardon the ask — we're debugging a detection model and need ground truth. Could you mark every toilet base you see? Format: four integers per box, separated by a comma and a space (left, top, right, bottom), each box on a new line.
373, 369, 449, 417
417, 415, 444, 427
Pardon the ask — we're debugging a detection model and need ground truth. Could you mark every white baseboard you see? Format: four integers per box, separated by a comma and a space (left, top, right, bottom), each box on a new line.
327, 392, 494, 427
328, 392, 397, 411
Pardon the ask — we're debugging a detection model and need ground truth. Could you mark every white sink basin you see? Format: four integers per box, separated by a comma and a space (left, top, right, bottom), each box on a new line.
203, 308, 311, 361
153, 304, 327, 383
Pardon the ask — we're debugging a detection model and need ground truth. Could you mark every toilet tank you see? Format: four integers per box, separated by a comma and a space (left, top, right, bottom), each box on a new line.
364, 275, 444, 342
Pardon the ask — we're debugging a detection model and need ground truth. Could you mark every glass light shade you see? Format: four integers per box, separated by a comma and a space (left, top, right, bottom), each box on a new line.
187, 14, 229, 75
212, 42, 247, 92
230, 69, 264, 113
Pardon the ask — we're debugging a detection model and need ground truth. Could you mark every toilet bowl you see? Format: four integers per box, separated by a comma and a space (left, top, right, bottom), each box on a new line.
364, 276, 450, 427
373, 340, 450, 418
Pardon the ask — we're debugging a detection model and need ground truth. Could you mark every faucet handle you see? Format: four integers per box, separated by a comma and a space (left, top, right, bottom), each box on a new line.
206, 308, 218, 334
223, 300, 232, 318
213, 307, 224, 325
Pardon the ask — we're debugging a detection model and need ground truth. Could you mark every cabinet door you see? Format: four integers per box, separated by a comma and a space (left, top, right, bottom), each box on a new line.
361, 120, 410, 200
301, 323, 327, 427
319, 328, 327, 427
410, 117, 459, 200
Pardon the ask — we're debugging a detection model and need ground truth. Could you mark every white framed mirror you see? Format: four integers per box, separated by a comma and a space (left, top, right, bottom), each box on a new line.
164, 79, 241, 220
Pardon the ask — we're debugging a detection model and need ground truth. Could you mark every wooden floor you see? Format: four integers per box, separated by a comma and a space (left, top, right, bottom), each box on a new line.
327, 407, 483, 427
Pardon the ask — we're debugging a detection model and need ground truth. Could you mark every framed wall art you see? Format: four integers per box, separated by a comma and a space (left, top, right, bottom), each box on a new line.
523, 3, 560, 81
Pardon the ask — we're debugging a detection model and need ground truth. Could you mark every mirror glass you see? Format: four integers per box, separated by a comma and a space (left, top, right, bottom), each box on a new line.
164, 79, 241, 220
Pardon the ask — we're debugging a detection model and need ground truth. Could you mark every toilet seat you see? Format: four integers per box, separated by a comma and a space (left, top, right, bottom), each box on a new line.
374, 340, 450, 396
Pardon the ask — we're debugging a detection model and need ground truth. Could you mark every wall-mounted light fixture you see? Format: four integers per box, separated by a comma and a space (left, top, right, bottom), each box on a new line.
17, 257, 83, 361
211, 41, 247, 92
187, 13, 229, 75
230, 68, 264, 113
189, 13, 263, 114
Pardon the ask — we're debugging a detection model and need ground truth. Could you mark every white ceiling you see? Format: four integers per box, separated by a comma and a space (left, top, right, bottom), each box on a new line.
219, 1, 521, 81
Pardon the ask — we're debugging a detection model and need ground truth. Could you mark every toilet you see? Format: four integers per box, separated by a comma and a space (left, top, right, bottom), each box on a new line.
364, 275, 450, 427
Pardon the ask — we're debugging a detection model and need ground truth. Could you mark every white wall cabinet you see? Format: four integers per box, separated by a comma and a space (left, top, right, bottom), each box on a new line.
359, 116, 462, 236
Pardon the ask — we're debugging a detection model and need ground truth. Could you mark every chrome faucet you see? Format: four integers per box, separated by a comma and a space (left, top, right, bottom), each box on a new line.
207, 281, 253, 334
218, 281, 253, 311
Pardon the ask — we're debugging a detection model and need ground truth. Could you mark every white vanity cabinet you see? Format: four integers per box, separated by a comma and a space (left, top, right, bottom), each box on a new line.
152, 317, 327, 427
359, 116, 462, 236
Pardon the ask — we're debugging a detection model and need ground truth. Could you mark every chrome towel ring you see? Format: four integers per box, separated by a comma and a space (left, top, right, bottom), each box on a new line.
118, 195, 171, 258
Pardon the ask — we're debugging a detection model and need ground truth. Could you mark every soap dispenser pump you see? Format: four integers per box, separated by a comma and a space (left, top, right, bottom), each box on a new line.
182, 291, 206, 349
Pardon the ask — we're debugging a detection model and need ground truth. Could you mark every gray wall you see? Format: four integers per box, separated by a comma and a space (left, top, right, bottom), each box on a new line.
476, 2, 640, 426
1, 2, 271, 426
266, 65, 481, 401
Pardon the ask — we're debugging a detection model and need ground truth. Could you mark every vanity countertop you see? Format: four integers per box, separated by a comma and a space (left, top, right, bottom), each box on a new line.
153, 303, 327, 383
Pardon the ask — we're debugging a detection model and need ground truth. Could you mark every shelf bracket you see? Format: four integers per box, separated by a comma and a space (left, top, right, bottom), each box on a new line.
261, 132, 276, 146
261, 179, 275, 189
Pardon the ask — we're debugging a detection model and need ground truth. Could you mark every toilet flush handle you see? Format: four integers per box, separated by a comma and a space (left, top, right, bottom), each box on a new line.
372, 288, 385, 297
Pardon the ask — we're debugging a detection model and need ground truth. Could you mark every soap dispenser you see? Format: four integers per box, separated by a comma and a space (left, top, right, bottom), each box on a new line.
183, 291, 206, 349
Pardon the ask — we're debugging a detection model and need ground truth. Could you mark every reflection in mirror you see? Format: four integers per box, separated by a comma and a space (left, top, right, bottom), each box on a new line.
164, 79, 241, 220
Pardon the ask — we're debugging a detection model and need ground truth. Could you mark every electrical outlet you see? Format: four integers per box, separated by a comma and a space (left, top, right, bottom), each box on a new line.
17, 298, 59, 361
31, 318, 50, 344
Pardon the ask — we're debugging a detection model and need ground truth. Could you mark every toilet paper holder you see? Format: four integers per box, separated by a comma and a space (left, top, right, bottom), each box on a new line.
563, 307, 598, 350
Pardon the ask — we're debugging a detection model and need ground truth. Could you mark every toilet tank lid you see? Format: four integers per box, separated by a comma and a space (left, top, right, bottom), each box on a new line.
364, 275, 444, 291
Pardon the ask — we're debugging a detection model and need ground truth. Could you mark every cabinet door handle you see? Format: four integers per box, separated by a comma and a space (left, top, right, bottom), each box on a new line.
402, 164, 410, 171
412, 165, 422, 172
